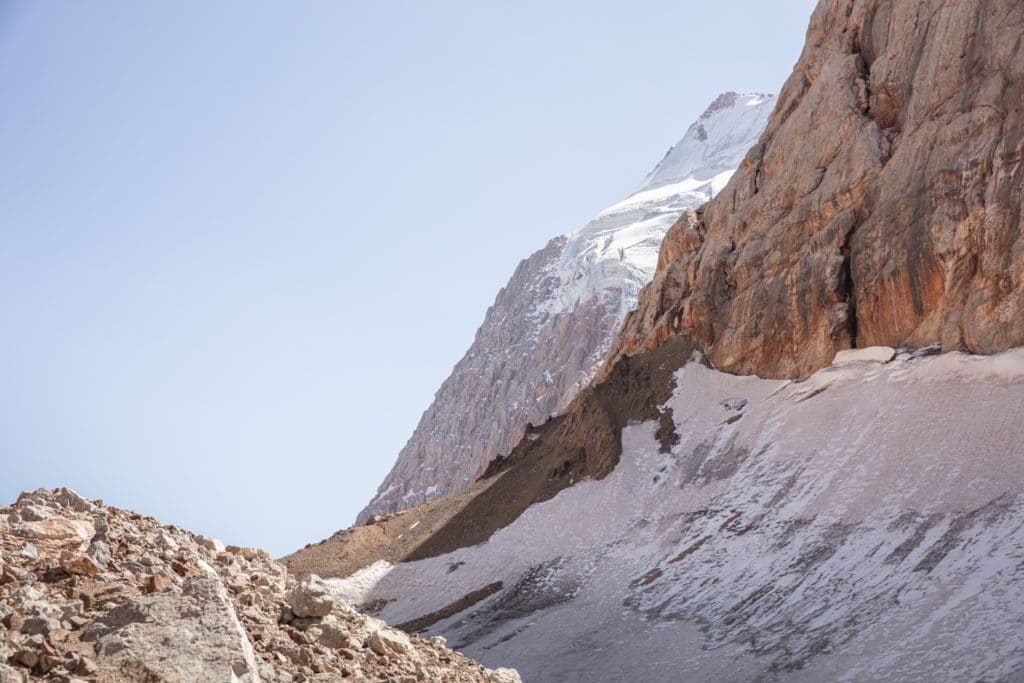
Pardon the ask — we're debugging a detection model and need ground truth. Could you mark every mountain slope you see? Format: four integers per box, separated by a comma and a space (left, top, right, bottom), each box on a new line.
326, 349, 1024, 681
289, 0, 1024, 679
359, 92, 775, 521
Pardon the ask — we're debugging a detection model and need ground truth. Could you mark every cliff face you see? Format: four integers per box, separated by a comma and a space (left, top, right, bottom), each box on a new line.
609, 0, 1024, 379
359, 93, 775, 521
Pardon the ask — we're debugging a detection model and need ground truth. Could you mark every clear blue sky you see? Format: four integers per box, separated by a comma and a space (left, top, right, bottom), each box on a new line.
0, 1, 814, 556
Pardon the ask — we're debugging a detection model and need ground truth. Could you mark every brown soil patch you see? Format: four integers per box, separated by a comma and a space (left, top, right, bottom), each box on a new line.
637, 568, 663, 587
396, 582, 503, 634
668, 535, 711, 564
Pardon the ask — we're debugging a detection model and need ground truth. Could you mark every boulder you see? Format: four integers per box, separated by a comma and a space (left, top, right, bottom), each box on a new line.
12, 518, 93, 545
227, 545, 268, 561
143, 574, 175, 594
314, 617, 354, 650
83, 574, 261, 682
369, 628, 413, 657
59, 551, 102, 576
197, 535, 226, 553
489, 669, 524, 683
288, 576, 334, 618
53, 488, 95, 512
20, 615, 59, 636
0, 664, 27, 683
153, 531, 179, 551
833, 346, 896, 365
19, 505, 51, 522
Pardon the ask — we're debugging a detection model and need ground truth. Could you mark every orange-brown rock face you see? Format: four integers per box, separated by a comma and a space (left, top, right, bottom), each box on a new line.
610, 0, 1024, 379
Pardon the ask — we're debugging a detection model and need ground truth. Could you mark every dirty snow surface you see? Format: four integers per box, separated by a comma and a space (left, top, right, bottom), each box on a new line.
329, 348, 1024, 682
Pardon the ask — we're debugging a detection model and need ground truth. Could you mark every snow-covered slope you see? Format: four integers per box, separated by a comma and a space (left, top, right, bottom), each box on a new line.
359, 92, 777, 521
331, 348, 1024, 681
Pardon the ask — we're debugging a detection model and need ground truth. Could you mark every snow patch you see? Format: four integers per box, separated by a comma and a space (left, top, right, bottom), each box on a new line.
341, 348, 1024, 681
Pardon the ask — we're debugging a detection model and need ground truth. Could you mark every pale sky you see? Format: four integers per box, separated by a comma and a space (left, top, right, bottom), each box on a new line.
0, 0, 814, 556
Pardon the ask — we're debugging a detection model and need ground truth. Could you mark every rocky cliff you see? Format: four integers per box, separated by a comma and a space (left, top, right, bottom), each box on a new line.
609, 0, 1024, 379
360, 92, 775, 521
0, 488, 520, 682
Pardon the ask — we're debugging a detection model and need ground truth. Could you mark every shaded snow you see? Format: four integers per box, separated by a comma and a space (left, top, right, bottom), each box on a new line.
329, 348, 1024, 681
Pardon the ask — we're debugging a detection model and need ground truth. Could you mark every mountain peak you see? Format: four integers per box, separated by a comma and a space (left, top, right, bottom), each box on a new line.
637, 91, 776, 193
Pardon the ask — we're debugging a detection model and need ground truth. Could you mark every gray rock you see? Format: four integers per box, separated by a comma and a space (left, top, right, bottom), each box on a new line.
86, 539, 111, 567
19, 505, 50, 522
489, 669, 523, 683
153, 531, 179, 551
288, 577, 333, 618
20, 616, 59, 636
369, 629, 414, 657
197, 535, 226, 554
53, 488, 95, 512
314, 617, 354, 650
0, 664, 28, 683
83, 573, 261, 681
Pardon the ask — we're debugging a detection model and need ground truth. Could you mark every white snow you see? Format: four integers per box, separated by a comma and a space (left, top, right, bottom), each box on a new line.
328, 347, 1024, 681
543, 93, 777, 319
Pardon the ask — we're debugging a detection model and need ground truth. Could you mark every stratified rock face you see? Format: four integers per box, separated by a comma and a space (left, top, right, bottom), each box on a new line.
360, 93, 776, 521
609, 0, 1024, 380
0, 488, 520, 682
325, 349, 1024, 681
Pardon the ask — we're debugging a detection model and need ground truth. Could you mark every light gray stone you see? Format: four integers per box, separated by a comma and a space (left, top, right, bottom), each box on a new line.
0, 667, 27, 683
53, 488, 95, 513
19, 505, 50, 522
83, 573, 260, 682
288, 577, 333, 618
0, 664, 27, 683
197, 535, 226, 554
369, 628, 414, 658
833, 346, 896, 366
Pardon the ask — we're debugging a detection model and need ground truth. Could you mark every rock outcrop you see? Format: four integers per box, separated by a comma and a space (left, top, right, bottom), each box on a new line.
609, 0, 1024, 379
0, 488, 520, 682
360, 92, 776, 521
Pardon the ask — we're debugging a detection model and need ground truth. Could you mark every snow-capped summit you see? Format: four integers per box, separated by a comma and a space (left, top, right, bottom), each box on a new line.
639, 91, 775, 192
357, 92, 776, 523
544, 92, 776, 319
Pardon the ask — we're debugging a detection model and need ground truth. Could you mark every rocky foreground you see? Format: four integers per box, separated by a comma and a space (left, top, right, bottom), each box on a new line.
0, 488, 520, 682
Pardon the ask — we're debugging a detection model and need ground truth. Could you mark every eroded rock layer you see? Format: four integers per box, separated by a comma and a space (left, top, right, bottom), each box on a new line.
609, 0, 1024, 379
